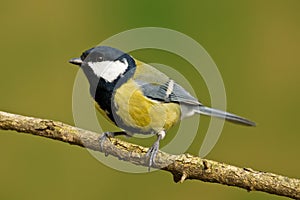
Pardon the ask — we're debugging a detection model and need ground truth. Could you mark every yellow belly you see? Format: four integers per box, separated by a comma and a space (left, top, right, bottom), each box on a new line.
113, 79, 181, 134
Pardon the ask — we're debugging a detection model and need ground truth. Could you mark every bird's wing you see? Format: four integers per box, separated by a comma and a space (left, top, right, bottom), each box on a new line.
132, 60, 201, 105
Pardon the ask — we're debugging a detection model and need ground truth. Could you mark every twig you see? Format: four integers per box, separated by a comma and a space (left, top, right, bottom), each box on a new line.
0, 111, 299, 199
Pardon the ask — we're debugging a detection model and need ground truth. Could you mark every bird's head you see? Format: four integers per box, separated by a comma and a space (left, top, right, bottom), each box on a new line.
69, 46, 136, 83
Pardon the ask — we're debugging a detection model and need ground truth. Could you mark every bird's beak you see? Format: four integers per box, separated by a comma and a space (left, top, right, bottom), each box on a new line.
69, 57, 83, 66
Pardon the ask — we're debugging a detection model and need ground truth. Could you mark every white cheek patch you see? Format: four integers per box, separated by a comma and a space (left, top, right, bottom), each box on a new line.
88, 59, 128, 83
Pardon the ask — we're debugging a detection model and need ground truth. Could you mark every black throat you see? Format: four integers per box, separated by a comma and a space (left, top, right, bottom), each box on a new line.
81, 54, 136, 122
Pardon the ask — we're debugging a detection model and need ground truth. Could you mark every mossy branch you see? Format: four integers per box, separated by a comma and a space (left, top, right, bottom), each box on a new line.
0, 111, 299, 199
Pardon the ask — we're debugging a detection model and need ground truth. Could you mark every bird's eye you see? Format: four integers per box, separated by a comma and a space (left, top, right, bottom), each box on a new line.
96, 56, 103, 62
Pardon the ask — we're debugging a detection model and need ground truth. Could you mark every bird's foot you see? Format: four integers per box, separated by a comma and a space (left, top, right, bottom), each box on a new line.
146, 139, 160, 171
146, 131, 164, 171
98, 131, 127, 156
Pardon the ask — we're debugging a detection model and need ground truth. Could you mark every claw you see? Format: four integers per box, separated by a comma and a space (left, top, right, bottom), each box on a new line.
146, 140, 160, 171
146, 131, 165, 171
98, 131, 128, 156
98, 132, 113, 156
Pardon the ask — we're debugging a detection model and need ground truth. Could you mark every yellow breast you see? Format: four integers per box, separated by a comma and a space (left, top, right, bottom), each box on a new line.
113, 79, 181, 134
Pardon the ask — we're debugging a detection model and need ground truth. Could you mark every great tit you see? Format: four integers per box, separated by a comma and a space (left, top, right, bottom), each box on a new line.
69, 46, 255, 169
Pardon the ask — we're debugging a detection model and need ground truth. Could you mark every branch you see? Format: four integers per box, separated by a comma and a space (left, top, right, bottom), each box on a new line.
0, 111, 299, 199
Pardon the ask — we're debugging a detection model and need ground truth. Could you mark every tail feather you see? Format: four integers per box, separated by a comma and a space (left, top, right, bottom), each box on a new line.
196, 106, 256, 126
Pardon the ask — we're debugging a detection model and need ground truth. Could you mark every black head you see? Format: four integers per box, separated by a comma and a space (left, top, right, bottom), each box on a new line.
69, 46, 136, 84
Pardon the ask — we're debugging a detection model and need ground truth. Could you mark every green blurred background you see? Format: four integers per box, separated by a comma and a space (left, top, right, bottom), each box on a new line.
0, 0, 299, 199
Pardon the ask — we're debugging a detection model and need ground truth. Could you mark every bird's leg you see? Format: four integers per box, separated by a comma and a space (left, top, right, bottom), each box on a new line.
146, 130, 166, 171
98, 131, 129, 156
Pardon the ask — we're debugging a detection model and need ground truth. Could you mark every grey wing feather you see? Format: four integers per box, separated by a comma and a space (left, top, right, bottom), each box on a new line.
133, 61, 201, 105
137, 80, 201, 105
170, 83, 201, 105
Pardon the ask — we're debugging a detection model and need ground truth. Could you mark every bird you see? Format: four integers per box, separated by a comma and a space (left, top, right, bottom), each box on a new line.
69, 46, 255, 170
